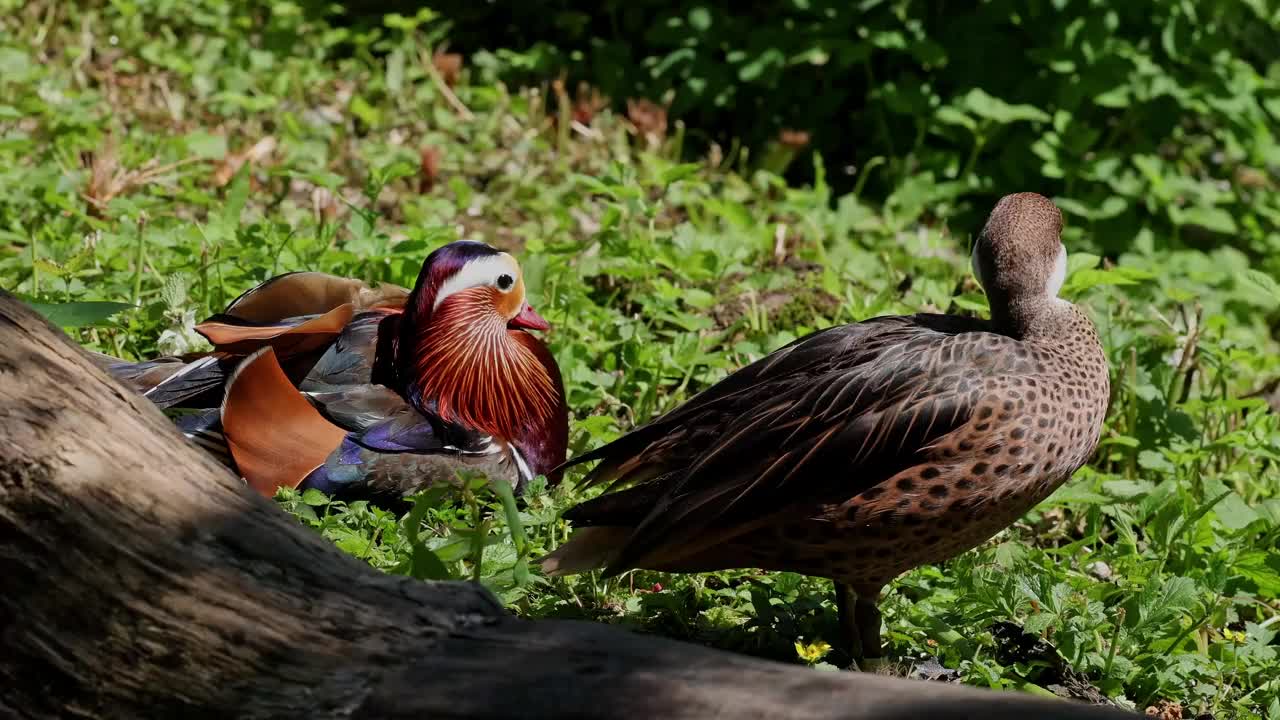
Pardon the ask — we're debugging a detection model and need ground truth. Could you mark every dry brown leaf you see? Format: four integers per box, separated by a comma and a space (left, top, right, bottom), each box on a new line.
1234, 165, 1270, 190
626, 98, 668, 149
780, 129, 811, 148
1144, 700, 1184, 720
573, 82, 608, 126
81, 134, 202, 218
433, 50, 463, 88
212, 136, 277, 189
418, 146, 442, 194
311, 187, 339, 224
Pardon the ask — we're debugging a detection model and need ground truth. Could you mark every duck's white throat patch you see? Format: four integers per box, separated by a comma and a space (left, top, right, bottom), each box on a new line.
970, 243, 1069, 299
1045, 244, 1068, 299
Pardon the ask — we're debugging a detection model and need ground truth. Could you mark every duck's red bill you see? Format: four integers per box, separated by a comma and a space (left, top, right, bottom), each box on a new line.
509, 303, 550, 331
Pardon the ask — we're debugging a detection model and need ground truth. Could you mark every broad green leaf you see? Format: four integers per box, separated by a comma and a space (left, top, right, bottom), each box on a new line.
27, 300, 132, 328
301, 488, 330, 506
408, 542, 453, 581
949, 293, 989, 312
1256, 499, 1280, 527
1102, 479, 1155, 499
962, 88, 1051, 124
1063, 266, 1154, 294
575, 174, 618, 199
688, 6, 712, 31
1137, 449, 1176, 474
221, 162, 251, 228
1235, 552, 1280, 597
0, 47, 35, 82
385, 48, 405, 94
660, 163, 701, 186
349, 94, 381, 128
738, 49, 784, 81
1067, 252, 1102, 274
1170, 205, 1237, 234
1133, 576, 1198, 630
934, 106, 977, 132
396, 486, 457, 580
1213, 491, 1259, 531
1240, 269, 1280, 307
183, 131, 228, 159
1055, 196, 1127, 221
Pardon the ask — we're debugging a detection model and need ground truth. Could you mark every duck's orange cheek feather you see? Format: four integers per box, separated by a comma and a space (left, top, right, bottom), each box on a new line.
494, 284, 523, 319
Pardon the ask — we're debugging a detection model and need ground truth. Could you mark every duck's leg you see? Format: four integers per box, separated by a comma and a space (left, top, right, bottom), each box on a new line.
834, 581, 865, 667
851, 583, 884, 661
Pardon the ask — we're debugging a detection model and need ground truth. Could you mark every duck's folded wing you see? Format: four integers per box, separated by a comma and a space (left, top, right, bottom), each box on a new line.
304, 382, 494, 455
220, 347, 350, 497
568, 317, 929, 488
221, 341, 514, 501
296, 310, 396, 393
101, 302, 356, 408
300, 393, 517, 500
305, 385, 406, 431
570, 315, 1009, 575
211, 271, 407, 324
561, 323, 853, 489
99, 291, 379, 411
98, 353, 238, 409
195, 302, 356, 358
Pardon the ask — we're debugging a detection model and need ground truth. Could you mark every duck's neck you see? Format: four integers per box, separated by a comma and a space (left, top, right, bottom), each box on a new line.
402, 299, 563, 460
989, 293, 1078, 341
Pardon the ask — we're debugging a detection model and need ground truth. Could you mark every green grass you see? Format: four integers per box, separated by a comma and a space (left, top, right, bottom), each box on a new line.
2, 3, 1279, 717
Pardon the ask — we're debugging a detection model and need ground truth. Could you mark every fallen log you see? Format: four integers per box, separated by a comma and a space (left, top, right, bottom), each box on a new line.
0, 290, 1136, 719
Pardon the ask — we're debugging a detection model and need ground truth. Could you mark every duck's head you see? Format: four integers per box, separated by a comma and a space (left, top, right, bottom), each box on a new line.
404, 239, 550, 333
970, 192, 1068, 336
395, 239, 568, 484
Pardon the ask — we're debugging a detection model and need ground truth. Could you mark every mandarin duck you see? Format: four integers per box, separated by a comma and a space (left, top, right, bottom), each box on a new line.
99, 240, 568, 504
540, 193, 1110, 667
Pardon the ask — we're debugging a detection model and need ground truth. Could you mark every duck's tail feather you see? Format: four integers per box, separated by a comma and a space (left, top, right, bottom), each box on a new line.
86, 349, 127, 370
91, 351, 182, 391
172, 408, 234, 468
561, 480, 664, 525
142, 355, 233, 408
220, 347, 348, 497
550, 427, 667, 489
538, 526, 632, 576
93, 351, 234, 464
96, 353, 232, 409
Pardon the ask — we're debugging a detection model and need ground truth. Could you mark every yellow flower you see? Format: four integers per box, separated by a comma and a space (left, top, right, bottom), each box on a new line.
794, 639, 833, 664
1221, 629, 1247, 644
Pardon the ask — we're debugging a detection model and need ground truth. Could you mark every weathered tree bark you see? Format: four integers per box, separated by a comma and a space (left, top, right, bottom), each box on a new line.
0, 290, 1136, 719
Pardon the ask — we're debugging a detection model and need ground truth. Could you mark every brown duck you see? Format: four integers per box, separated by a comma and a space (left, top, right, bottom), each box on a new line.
540, 192, 1110, 665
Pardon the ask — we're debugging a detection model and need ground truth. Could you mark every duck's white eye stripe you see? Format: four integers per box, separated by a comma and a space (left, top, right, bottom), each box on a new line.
433, 255, 519, 309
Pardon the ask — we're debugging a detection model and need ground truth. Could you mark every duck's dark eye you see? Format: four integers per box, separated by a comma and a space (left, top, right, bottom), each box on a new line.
496, 273, 515, 291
